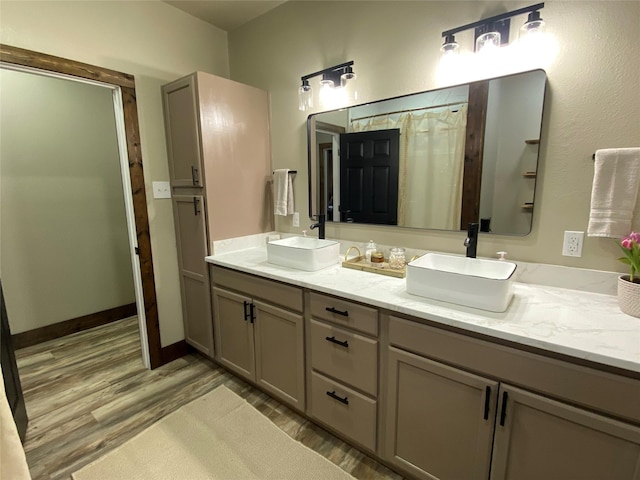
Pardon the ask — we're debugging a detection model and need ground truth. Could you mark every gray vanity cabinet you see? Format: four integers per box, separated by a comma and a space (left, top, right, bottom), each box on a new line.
211, 266, 305, 411
384, 347, 498, 480
384, 315, 640, 480
490, 385, 640, 480
306, 292, 379, 452
171, 194, 213, 356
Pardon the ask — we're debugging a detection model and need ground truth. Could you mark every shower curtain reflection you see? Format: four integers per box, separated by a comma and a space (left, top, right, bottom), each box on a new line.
349, 104, 467, 229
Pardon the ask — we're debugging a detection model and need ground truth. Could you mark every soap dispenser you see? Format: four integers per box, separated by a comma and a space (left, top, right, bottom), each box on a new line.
365, 240, 377, 263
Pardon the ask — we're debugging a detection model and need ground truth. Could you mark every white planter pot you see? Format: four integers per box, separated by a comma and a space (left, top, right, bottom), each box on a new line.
618, 275, 640, 318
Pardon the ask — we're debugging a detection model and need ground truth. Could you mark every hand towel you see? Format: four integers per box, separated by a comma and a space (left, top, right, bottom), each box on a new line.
587, 148, 640, 238
273, 169, 294, 216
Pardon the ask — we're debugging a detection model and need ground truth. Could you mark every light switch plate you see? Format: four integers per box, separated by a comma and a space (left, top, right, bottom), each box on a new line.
152, 181, 171, 199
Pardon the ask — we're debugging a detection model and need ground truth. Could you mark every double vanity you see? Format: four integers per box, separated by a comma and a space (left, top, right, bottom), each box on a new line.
206, 237, 640, 480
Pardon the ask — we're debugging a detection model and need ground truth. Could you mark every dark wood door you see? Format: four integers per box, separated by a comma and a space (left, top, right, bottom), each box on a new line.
1, 280, 28, 442
339, 129, 400, 225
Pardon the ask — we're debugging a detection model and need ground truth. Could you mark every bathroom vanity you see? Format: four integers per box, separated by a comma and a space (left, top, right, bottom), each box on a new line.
206, 246, 640, 480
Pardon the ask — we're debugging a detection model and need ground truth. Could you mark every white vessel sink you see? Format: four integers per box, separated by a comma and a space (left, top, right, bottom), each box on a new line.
267, 236, 340, 271
406, 253, 517, 312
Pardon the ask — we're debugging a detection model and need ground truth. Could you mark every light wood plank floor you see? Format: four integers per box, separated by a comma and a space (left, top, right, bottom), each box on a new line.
16, 317, 404, 480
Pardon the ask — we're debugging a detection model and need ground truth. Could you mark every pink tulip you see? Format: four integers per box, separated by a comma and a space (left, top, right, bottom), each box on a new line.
619, 232, 640, 282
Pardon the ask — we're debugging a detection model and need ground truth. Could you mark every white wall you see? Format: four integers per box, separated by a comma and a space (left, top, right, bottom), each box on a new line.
0, 70, 135, 334
229, 1, 640, 274
0, 0, 230, 346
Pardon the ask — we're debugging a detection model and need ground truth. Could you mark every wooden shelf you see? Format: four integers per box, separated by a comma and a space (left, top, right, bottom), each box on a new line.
525, 139, 540, 145
521, 203, 534, 210
523, 172, 537, 178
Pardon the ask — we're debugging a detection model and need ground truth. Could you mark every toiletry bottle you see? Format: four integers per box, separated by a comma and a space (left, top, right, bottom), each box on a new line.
365, 240, 377, 263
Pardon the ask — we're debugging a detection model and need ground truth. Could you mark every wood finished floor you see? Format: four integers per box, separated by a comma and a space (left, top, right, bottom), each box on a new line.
16, 317, 404, 480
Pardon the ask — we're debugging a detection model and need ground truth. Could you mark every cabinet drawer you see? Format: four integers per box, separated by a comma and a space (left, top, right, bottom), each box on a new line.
310, 320, 378, 396
310, 292, 378, 336
389, 315, 640, 424
211, 266, 302, 312
310, 371, 377, 452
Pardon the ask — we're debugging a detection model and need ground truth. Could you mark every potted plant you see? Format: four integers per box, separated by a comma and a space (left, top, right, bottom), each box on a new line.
617, 232, 640, 318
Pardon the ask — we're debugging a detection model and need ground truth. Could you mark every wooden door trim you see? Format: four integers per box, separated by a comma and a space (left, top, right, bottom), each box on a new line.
460, 80, 489, 230
0, 44, 163, 369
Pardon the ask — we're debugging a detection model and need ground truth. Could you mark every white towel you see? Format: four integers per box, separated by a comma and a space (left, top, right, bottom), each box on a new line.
273, 169, 294, 216
587, 148, 640, 238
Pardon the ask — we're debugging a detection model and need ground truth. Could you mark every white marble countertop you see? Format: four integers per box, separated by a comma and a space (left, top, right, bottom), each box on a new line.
206, 247, 640, 375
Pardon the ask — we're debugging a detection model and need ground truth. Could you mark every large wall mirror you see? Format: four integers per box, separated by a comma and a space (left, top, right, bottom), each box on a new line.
307, 69, 547, 235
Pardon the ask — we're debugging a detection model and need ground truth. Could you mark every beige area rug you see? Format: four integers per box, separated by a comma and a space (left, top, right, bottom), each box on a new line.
72, 386, 355, 480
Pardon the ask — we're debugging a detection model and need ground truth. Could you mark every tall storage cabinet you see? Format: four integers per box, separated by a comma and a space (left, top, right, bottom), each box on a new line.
162, 72, 272, 357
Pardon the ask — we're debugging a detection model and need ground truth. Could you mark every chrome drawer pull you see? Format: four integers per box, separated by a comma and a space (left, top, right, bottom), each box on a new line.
325, 336, 349, 348
326, 307, 348, 317
326, 390, 349, 405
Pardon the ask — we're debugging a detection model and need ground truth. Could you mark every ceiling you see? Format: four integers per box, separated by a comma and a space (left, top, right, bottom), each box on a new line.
164, 1, 287, 32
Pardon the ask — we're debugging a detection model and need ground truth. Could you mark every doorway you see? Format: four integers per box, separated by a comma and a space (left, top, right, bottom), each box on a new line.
0, 44, 162, 369
339, 129, 400, 225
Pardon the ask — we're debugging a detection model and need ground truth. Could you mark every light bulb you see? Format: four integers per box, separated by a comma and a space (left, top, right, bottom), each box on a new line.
476, 31, 501, 54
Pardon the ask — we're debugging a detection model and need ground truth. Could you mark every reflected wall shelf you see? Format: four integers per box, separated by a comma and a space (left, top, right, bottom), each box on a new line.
523, 172, 537, 178
521, 203, 534, 210
525, 139, 540, 145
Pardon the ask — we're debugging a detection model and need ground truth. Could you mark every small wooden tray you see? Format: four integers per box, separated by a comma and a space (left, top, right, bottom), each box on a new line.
341, 246, 406, 278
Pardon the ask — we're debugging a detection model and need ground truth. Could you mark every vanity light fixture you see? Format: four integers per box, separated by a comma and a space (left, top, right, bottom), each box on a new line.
440, 34, 460, 56
520, 10, 546, 38
441, 3, 545, 57
298, 61, 357, 112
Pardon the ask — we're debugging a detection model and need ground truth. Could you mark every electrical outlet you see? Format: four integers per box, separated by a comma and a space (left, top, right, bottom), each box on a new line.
562, 231, 584, 257
292, 212, 300, 227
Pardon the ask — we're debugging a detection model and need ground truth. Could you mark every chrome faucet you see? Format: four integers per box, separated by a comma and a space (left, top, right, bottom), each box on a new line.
464, 222, 479, 258
310, 214, 326, 240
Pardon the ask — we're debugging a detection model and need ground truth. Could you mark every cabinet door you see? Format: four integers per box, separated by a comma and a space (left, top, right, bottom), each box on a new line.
491, 384, 640, 480
212, 287, 255, 381
384, 347, 498, 480
172, 195, 213, 356
162, 74, 203, 187
253, 300, 305, 411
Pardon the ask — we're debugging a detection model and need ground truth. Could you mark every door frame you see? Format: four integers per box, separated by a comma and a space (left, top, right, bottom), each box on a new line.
0, 44, 163, 369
